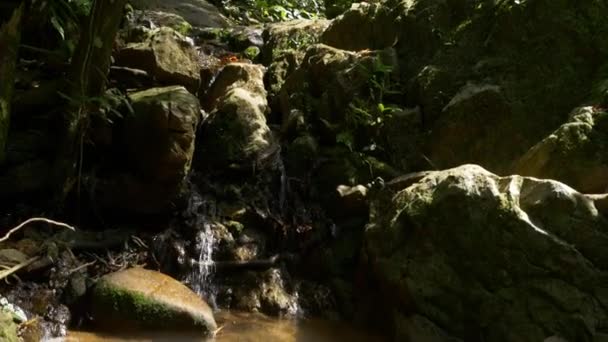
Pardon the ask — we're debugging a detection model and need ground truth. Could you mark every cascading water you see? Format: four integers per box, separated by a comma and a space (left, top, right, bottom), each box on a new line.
185, 186, 218, 307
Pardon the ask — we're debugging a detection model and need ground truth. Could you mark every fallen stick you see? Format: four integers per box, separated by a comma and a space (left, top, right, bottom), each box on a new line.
0, 217, 76, 243
0, 256, 39, 281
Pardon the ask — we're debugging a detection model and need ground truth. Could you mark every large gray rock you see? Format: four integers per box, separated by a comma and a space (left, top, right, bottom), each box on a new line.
115, 27, 201, 92
514, 106, 608, 194
366, 164, 608, 341
92, 268, 217, 334
129, 0, 228, 28
96, 86, 200, 214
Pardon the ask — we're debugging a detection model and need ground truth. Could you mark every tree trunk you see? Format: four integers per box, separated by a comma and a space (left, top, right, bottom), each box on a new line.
54, 0, 127, 198
0, 4, 23, 165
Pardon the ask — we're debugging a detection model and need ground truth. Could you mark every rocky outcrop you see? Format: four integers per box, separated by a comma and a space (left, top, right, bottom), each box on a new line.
321, 2, 397, 52
91, 267, 217, 334
129, 0, 228, 28
262, 19, 331, 65
515, 106, 608, 194
366, 164, 608, 341
196, 63, 276, 172
115, 27, 201, 92
96, 86, 200, 214
230, 268, 299, 316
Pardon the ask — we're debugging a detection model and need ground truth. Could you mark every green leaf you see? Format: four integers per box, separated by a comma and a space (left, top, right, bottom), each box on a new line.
336, 131, 354, 151
50, 15, 65, 40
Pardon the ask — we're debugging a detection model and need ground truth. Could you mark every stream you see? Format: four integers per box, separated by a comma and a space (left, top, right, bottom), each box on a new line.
63, 311, 385, 342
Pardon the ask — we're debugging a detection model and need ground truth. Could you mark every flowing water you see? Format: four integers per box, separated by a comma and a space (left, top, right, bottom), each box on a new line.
63, 311, 387, 342
184, 187, 218, 307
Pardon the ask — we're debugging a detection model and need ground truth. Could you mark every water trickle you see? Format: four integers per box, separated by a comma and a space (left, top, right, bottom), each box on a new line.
185, 187, 218, 307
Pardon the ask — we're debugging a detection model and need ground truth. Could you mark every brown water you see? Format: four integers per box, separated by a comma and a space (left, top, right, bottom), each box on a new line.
59, 311, 387, 342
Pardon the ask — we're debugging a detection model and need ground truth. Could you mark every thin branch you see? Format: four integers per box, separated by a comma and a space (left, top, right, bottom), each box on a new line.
0, 217, 76, 243
0, 256, 39, 281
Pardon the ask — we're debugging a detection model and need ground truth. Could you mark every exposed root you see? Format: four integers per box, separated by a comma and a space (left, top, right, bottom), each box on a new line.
0, 217, 76, 243
0, 256, 39, 281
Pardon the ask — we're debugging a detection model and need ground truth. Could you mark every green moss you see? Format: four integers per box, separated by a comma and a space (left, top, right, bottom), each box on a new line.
93, 280, 209, 331
243, 46, 260, 60
0, 311, 19, 342
173, 21, 192, 36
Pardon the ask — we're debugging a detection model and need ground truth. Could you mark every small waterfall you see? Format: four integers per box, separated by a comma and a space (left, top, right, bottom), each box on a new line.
185, 187, 217, 307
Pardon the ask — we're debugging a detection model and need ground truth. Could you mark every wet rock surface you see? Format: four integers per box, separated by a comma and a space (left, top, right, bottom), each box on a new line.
91, 267, 217, 334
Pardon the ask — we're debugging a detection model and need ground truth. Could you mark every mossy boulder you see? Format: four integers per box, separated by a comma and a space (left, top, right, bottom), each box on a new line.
428, 83, 516, 171
514, 106, 608, 193
366, 164, 608, 341
0, 311, 19, 342
132, 10, 193, 35
115, 27, 201, 92
95, 86, 200, 214
305, 0, 608, 174
91, 268, 217, 334
202, 63, 266, 111
129, 0, 228, 28
321, 2, 397, 51
196, 63, 276, 172
261, 19, 331, 65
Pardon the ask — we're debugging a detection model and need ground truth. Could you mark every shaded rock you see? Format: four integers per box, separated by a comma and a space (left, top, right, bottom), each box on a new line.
279, 44, 396, 128
197, 63, 276, 171
404, 0, 608, 172
129, 0, 228, 28
92, 268, 217, 334
366, 164, 608, 341
97, 86, 200, 214
379, 106, 427, 171
265, 50, 303, 112
321, 2, 397, 51
514, 106, 608, 194
262, 19, 331, 65
115, 27, 200, 92
428, 83, 516, 172
109, 66, 154, 90
394, 313, 462, 342
232, 268, 298, 316
125, 86, 200, 183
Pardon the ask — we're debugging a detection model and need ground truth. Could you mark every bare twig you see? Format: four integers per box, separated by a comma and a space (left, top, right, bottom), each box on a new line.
68, 260, 96, 275
0, 217, 76, 243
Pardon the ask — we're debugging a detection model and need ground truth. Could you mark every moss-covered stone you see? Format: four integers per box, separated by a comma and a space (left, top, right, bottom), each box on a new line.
91, 268, 216, 334
366, 164, 608, 341
197, 63, 276, 172
115, 27, 201, 92
321, 2, 397, 51
262, 19, 331, 65
0, 311, 19, 342
514, 106, 608, 193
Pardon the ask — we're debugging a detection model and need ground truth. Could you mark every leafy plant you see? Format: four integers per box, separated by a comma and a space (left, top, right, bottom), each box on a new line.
335, 55, 400, 152
30, 0, 93, 53
217, 0, 323, 22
